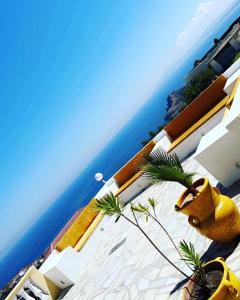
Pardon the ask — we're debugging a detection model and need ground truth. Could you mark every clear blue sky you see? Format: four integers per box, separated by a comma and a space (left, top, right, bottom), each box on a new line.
0, 0, 238, 257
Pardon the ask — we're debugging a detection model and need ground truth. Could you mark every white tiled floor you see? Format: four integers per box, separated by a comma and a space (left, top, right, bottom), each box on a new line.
63, 157, 240, 300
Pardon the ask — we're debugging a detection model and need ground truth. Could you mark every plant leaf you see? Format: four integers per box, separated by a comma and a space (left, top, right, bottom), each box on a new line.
95, 192, 122, 216
139, 149, 195, 189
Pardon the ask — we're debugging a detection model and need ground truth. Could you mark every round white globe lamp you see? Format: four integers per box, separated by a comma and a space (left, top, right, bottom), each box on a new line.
95, 172, 106, 184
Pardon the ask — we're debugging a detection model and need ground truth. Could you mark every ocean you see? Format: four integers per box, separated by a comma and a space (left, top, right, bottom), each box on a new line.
1, 6, 239, 289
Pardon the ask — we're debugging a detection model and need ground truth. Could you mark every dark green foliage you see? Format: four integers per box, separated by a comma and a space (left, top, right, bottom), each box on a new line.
183, 67, 216, 105
141, 123, 168, 147
141, 67, 216, 148
139, 149, 195, 190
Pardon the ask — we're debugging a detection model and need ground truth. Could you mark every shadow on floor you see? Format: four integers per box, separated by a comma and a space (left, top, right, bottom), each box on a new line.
216, 180, 240, 198
170, 236, 240, 295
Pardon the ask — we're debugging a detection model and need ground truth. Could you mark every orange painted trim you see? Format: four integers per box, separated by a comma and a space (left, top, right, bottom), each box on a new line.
164, 75, 227, 141
167, 95, 229, 152
113, 140, 156, 186
114, 170, 143, 197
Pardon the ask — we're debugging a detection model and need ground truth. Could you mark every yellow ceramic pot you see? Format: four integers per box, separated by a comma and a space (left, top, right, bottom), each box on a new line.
175, 177, 240, 243
182, 257, 240, 299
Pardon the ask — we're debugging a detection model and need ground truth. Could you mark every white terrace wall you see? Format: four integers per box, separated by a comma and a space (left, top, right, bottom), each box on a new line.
152, 107, 226, 161
40, 247, 82, 289
117, 175, 150, 204
194, 70, 240, 187
194, 123, 240, 187
223, 58, 240, 79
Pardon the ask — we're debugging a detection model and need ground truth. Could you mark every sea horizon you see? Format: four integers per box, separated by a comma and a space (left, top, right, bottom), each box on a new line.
1, 6, 240, 289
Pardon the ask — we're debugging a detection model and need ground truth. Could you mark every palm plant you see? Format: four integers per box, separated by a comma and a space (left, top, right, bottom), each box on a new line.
95, 193, 202, 286
180, 241, 210, 298
138, 149, 198, 196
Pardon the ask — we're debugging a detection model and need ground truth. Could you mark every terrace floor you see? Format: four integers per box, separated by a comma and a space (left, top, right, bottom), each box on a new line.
63, 156, 240, 300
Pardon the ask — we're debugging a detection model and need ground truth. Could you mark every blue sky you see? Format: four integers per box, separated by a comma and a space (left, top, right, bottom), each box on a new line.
0, 0, 239, 257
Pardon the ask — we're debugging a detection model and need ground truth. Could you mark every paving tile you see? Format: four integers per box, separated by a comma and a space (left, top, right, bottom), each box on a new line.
63, 156, 240, 300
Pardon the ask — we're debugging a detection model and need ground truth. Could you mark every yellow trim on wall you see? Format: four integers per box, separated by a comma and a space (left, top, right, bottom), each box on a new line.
114, 170, 143, 197
164, 75, 227, 141
74, 212, 104, 252
167, 95, 229, 153
226, 76, 240, 108
55, 198, 99, 252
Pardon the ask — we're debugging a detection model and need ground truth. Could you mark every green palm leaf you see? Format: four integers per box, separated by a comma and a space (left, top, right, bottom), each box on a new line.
179, 240, 206, 284
95, 192, 122, 216
139, 149, 195, 190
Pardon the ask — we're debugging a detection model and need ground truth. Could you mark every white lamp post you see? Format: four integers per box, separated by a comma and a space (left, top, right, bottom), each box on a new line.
95, 172, 106, 184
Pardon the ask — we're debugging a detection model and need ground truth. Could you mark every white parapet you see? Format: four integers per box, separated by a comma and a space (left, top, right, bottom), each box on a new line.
95, 177, 119, 199
151, 107, 225, 163
39, 247, 82, 289
153, 130, 168, 143
225, 78, 240, 133
117, 175, 150, 204
223, 58, 240, 79
152, 134, 172, 152
194, 69, 240, 187
39, 216, 115, 290
194, 123, 240, 187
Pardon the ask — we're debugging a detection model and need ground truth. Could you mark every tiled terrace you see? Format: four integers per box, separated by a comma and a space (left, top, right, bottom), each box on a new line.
63, 156, 240, 300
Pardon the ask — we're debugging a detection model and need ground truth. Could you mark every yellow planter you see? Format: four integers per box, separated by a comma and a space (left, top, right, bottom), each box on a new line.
183, 257, 240, 299
175, 177, 240, 243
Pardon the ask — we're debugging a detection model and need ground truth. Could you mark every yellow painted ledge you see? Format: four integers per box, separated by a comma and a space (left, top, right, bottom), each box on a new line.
167, 95, 229, 153
74, 212, 104, 252
55, 198, 99, 252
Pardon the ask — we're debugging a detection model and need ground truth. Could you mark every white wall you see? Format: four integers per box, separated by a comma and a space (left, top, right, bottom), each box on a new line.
194, 75, 240, 187
153, 130, 168, 143
40, 247, 83, 289
95, 179, 119, 199
223, 58, 240, 79
169, 107, 226, 161
224, 70, 240, 96
117, 175, 151, 204
152, 108, 226, 161
152, 135, 171, 152
194, 124, 240, 187
225, 80, 240, 133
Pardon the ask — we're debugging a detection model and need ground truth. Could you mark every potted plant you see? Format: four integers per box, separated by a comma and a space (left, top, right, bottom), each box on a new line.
139, 149, 240, 243
180, 242, 240, 300
95, 193, 240, 299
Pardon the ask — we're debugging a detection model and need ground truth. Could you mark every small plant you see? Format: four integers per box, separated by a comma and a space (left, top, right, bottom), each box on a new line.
179, 240, 207, 286
95, 193, 204, 288
179, 241, 212, 299
138, 149, 198, 196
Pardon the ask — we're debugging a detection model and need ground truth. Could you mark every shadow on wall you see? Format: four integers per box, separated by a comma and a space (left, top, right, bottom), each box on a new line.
216, 179, 240, 198
170, 234, 240, 295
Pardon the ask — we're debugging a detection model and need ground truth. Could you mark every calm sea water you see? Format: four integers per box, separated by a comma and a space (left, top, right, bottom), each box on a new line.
1, 7, 239, 289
